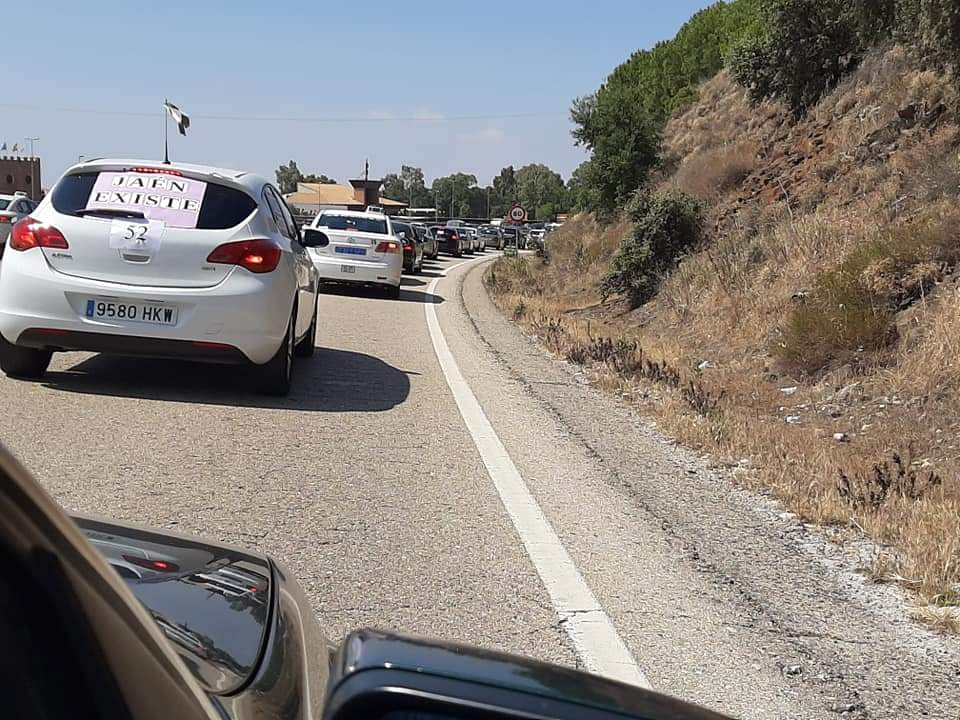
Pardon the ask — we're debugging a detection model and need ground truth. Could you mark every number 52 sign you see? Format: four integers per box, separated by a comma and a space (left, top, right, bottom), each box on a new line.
108, 218, 165, 255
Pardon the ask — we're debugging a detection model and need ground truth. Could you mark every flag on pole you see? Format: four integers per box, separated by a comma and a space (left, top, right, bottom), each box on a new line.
163, 100, 190, 136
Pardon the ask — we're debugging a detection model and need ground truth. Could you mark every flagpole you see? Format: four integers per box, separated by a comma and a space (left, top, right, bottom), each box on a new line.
163, 99, 170, 164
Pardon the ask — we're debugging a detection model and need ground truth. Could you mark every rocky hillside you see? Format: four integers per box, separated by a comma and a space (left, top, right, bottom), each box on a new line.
487, 45, 960, 630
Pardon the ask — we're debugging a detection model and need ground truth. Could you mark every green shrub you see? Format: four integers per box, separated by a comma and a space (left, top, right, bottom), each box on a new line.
727, 0, 862, 117
901, 0, 960, 65
775, 208, 960, 373
601, 190, 705, 307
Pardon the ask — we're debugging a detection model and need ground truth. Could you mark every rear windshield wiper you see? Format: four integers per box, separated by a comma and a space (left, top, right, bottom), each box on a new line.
76, 208, 146, 220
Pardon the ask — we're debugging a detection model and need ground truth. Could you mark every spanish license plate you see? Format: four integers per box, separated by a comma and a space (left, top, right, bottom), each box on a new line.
335, 246, 367, 256
340, 265, 356, 274
84, 298, 178, 325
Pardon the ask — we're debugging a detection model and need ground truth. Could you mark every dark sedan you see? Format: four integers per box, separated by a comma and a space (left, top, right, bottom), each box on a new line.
432, 226, 466, 257
412, 223, 439, 261
392, 220, 424, 273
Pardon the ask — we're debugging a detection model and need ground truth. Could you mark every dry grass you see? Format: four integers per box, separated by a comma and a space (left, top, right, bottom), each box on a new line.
663, 71, 785, 162
486, 46, 960, 625
668, 141, 760, 202
911, 604, 960, 634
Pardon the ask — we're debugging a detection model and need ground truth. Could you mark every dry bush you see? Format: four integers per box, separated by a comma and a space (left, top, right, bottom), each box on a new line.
669, 142, 759, 202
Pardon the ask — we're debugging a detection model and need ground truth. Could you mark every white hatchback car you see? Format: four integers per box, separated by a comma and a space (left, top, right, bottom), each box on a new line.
0, 159, 322, 395
308, 209, 403, 298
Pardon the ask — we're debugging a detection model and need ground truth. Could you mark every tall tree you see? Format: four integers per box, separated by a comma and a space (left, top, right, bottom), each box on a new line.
515, 164, 567, 221
275, 160, 302, 194
432, 173, 478, 217
382, 165, 431, 207
571, 84, 660, 216
275, 161, 337, 193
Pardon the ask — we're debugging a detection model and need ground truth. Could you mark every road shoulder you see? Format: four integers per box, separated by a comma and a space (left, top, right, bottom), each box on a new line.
439, 257, 960, 720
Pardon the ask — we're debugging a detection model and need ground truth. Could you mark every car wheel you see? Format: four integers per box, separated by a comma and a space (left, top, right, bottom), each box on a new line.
454, 247, 462, 258
257, 310, 294, 396
386, 284, 401, 300
294, 295, 318, 358
0, 334, 52, 380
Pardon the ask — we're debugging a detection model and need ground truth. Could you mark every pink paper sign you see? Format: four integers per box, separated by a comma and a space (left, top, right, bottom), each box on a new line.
86, 172, 208, 228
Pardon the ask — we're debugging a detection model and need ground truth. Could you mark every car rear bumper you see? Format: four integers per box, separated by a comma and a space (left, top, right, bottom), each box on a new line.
441, 240, 462, 254
0, 249, 291, 364
309, 253, 402, 287
16, 328, 249, 363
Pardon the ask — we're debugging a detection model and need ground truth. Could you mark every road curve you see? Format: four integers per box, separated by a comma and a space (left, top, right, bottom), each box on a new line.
2, 251, 957, 720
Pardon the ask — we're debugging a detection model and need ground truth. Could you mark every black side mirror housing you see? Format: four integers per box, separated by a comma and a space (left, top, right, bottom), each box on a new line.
323, 630, 734, 720
302, 228, 330, 248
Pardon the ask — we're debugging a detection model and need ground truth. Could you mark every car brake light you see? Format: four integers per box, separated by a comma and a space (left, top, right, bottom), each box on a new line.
9, 217, 69, 251
374, 241, 401, 253
206, 239, 281, 273
122, 555, 180, 573
403, 242, 414, 252
129, 166, 184, 176
0, 216, 10, 224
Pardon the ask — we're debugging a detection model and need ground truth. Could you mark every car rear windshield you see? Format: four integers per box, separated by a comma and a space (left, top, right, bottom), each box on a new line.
50, 171, 257, 230
316, 214, 387, 234
480, 227, 498, 234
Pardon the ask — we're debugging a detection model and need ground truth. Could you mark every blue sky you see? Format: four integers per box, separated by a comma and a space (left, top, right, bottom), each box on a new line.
0, 1, 712, 188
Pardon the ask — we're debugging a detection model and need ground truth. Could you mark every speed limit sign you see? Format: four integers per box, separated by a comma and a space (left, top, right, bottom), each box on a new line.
507, 204, 527, 223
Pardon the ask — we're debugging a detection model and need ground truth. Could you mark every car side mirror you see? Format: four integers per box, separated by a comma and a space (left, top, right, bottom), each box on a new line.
324, 630, 733, 720
302, 228, 330, 248
397, 231, 407, 240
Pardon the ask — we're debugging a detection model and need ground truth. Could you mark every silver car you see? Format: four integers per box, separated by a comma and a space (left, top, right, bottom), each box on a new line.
0, 193, 38, 258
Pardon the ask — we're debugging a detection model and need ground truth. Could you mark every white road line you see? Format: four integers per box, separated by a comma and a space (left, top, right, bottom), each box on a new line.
425, 256, 652, 688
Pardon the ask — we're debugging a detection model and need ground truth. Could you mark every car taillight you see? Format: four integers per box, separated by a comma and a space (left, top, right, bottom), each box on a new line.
374, 241, 401, 253
403, 242, 414, 252
0, 216, 11, 224
122, 555, 179, 573
206, 239, 282, 273
9, 217, 69, 251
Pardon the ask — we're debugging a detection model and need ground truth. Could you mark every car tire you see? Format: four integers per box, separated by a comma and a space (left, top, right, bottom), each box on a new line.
257, 310, 294, 396
294, 295, 317, 358
386, 284, 401, 300
0, 334, 52, 380
454, 248, 462, 258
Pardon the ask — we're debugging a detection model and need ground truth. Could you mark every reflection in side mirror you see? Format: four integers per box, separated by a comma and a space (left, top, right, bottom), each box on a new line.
324, 630, 735, 720
302, 228, 330, 248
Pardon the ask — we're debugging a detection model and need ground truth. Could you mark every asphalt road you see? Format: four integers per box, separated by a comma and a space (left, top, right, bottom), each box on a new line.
3, 251, 958, 719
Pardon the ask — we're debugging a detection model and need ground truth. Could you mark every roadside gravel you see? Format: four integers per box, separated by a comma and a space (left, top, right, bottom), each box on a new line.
449, 258, 960, 720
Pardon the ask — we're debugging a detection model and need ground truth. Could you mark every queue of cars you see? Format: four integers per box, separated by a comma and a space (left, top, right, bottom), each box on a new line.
0, 159, 530, 396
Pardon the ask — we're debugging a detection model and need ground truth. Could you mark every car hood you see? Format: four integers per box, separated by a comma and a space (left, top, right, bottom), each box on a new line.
73, 514, 272, 695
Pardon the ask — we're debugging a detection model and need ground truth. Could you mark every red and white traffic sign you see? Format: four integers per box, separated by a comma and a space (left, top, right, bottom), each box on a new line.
507, 204, 527, 223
